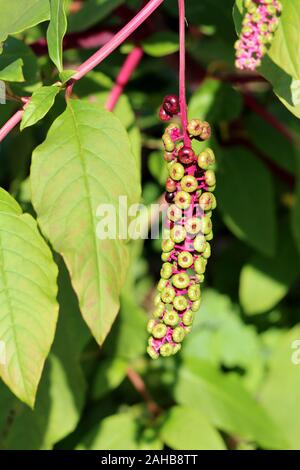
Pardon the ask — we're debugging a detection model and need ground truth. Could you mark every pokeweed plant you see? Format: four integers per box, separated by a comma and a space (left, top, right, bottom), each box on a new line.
1, 0, 300, 452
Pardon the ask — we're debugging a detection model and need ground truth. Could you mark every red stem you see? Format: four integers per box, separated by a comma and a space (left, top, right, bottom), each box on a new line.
0, 110, 24, 142
178, 0, 190, 147
105, 46, 144, 112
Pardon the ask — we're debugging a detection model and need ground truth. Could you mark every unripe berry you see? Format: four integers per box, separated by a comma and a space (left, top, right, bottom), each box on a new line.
159, 107, 172, 122
185, 217, 202, 236
191, 299, 201, 312
153, 302, 165, 318
172, 326, 186, 343
205, 169, 216, 187
166, 177, 177, 192
199, 121, 211, 140
187, 118, 203, 137
178, 251, 193, 269
160, 262, 173, 279
172, 272, 190, 289
178, 146, 196, 164
154, 293, 162, 306
164, 310, 179, 327
194, 256, 207, 274
172, 343, 182, 354
147, 319, 157, 334
188, 284, 201, 301
198, 148, 215, 170
199, 192, 214, 211
170, 225, 187, 243
147, 345, 159, 359
173, 295, 188, 311
160, 343, 174, 357
161, 252, 171, 262
180, 175, 198, 193
201, 215, 212, 235
163, 94, 180, 115
169, 162, 185, 181
206, 184, 216, 192
162, 239, 175, 252
194, 234, 207, 253
167, 204, 182, 222
153, 323, 167, 339
203, 241, 211, 259
163, 133, 175, 152
161, 286, 176, 303
157, 278, 167, 292
174, 191, 191, 210
195, 274, 205, 283
183, 311, 194, 326
205, 230, 213, 241
164, 151, 173, 162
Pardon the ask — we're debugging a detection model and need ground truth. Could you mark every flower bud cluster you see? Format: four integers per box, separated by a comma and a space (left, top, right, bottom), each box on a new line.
147, 97, 216, 359
235, 0, 282, 71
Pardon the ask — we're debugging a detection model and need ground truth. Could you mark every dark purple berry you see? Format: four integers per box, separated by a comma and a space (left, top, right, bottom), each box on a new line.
165, 191, 175, 203
159, 107, 172, 122
178, 146, 196, 164
163, 95, 180, 116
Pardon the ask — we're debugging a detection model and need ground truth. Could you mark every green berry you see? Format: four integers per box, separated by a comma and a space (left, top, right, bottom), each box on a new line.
194, 234, 207, 253
183, 311, 194, 326
203, 241, 211, 259
198, 148, 215, 170
194, 256, 207, 274
205, 169, 216, 187
172, 343, 182, 355
161, 286, 176, 303
205, 230, 213, 241
160, 262, 173, 279
188, 284, 201, 301
157, 278, 167, 292
178, 251, 193, 268
173, 295, 188, 311
186, 217, 202, 235
199, 192, 214, 211
153, 302, 165, 318
172, 272, 190, 289
152, 322, 167, 339
170, 225, 186, 243
162, 239, 175, 252
180, 175, 198, 193
169, 162, 185, 181
154, 293, 162, 306
201, 215, 212, 235
147, 319, 157, 334
195, 274, 204, 283
174, 191, 191, 210
164, 310, 179, 327
147, 346, 159, 359
187, 118, 203, 136
164, 151, 173, 162
162, 133, 175, 152
173, 326, 186, 343
191, 299, 201, 312
167, 204, 182, 222
207, 184, 216, 192
161, 252, 171, 262
160, 343, 174, 357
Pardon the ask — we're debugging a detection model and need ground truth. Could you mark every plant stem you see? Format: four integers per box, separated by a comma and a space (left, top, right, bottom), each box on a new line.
106, 46, 144, 112
71, 0, 164, 82
178, 0, 190, 147
127, 367, 162, 417
0, 110, 24, 142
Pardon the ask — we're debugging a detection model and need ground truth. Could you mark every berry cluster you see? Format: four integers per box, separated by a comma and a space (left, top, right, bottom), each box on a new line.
235, 0, 282, 71
147, 95, 216, 359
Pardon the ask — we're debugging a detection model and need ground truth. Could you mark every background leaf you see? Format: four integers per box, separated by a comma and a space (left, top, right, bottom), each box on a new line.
46, 0, 67, 72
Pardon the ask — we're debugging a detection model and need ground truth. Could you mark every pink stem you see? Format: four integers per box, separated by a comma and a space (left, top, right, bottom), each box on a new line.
71, 0, 164, 82
106, 46, 144, 112
0, 110, 24, 142
178, 0, 190, 148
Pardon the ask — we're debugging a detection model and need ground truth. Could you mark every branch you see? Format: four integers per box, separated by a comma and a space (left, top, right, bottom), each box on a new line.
105, 46, 143, 112
127, 367, 162, 417
0, 110, 24, 142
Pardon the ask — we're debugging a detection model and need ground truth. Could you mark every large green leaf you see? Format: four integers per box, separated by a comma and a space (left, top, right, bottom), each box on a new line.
0, 190, 58, 407
175, 358, 288, 449
240, 231, 300, 314
0, 188, 22, 215
46, 0, 67, 72
0, 0, 49, 47
260, 326, 300, 449
234, 0, 300, 118
30, 100, 141, 345
216, 147, 276, 256
160, 406, 226, 450
21, 85, 60, 130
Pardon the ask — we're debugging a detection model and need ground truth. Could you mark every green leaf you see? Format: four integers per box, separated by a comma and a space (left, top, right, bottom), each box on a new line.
30, 100, 141, 345
234, 0, 300, 118
46, 0, 67, 72
68, 0, 124, 33
59, 69, 76, 84
77, 412, 139, 450
0, 193, 59, 407
0, 0, 49, 46
91, 357, 127, 401
161, 406, 226, 450
21, 85, 60, 130
240, 231, 300, 315
0, 37, 37, 84
142, 31, 179, 57
260, 326, 300, 450
216, 147, 276, 256
175, 358, 288, 449
0, 188, 22, 215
